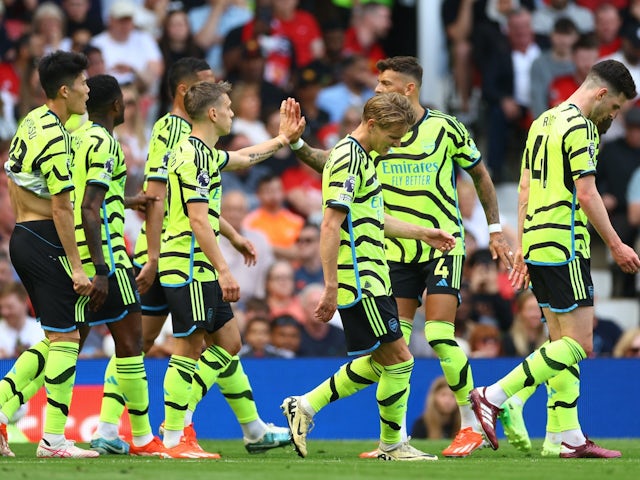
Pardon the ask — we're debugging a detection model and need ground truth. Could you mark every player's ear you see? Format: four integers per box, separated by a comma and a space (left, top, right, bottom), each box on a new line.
405, 82, 416, 96
59, 84, 69, 99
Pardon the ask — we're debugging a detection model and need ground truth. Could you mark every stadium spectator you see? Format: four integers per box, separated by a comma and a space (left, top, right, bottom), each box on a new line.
502, 289, 547, 357
292, 223, 323, 293
343, 1, 391, 76
297, 284, 346, 357
596, 106, 640, 297
220, 134, 270, 210
219, 190, 275, 305
270, 314, 302, 356
612, 327, 640, 357
316, 54, 375, 124
530, 18, 578, 119
441, 0, 484, 118
230, 82, 271, 144
467, 249, 513, 332
239, 316, 295, 358
82, 45, 106, 77
189, 0, 253, 78
531, 0, 594, 47
410, 376, 460, 440
0, 282, 44, 359
469, 323, 504, 358
114, 84, 148, 196
549, 33, 600, 108
594, 2, 623, 57
157, 7, 205, 117
222, 1, 296, 90
61, 0, 104, 37
482, 8, 541, 182
223, 38, 288, 115
592, 314, 623, 357
264, 260, 305, 324
91, 0, 163, 94
32, 2, 70, 54
271, 0, 325, 68
243, 174, 305, 260
293, 61, 332, 146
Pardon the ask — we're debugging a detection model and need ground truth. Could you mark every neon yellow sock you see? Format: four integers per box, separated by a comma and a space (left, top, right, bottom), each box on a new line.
306, 355, 381, 413
399, 319, 413, 345
425, 320, 473, 405
43, 341, 78, 435
0, 339, 49, 405
216, 356, 258, 424
164, 355, 196, 432
548, 364, 581, 431
498, 337, 586, 397
116, 355, 151, 437
378, 358, 413, 444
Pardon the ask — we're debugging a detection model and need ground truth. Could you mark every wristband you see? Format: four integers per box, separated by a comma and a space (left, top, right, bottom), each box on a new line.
94, 264, 109, 276
488, 223, 502, 234
290, 138, 305, 151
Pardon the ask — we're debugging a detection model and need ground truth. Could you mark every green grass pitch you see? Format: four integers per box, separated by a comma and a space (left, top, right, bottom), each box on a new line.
2, 439, 639, 480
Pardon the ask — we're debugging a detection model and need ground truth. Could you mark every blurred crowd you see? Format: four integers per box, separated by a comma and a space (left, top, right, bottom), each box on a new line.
0, 0, 639, 360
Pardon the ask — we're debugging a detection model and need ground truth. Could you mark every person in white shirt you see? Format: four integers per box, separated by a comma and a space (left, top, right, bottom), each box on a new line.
0, 283, 44, 359
91, 0, 163, 94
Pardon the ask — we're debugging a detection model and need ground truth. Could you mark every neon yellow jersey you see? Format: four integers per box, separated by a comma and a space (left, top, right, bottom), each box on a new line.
521, 103, 598, 265
322, 135, 391, 307
71, 122, 131, 275
375, 109, 480, 263
133, 114, 192, 267
159, 137, 228, 286
5, 105, 74, 198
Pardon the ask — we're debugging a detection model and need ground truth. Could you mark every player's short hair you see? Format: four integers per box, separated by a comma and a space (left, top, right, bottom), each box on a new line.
588, 59, 637, 99
85, 75, 122, 114
38, 50, 88, 99
168, 57, 212, 98
183, 80, 231, 120
376, 56, 423, 87
362, 92, 417, 131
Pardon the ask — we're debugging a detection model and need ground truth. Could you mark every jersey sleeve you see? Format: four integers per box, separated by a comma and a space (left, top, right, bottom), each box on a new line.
450, 118, 482, 170
175, 149, 210, 204
565, 118, 598, 180
323, 150, 361, 212
85, 134, 117, 190
216, 149, 229, 170
145, 130, 171, 183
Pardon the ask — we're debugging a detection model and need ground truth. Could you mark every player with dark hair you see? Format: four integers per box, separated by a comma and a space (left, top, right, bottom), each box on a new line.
471, 59, 640, 458
1, 51, 96, 458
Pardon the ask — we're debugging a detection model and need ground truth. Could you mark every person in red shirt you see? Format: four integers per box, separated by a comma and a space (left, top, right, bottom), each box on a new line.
271, 0, 324, 68
549, 34, 600, 107
343, 2, 391, 75
594, 3, 623, 57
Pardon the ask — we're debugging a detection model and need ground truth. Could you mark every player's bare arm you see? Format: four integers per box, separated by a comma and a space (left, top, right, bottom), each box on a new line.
187, 201, 240, 302
219, 216, 257, 267
576, 175, 640, 274
468, 161, 514, 270
316, 207, 344, 323
383, 214, 456, 253
81, 184, 110, 311
509, 167, 530, 290
51, 191, 93, 296
135, 179, 165, 294
284, 97, 329, 174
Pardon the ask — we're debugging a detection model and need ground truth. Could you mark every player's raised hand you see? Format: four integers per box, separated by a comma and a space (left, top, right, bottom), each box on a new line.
279, 98, 306, 144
